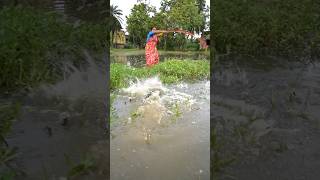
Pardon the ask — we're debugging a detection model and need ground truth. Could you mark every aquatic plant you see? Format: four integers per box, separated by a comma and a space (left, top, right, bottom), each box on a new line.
110, 59, 209, 90
169, 102, 182, 123
0, 147, 18, 166
0, 102, 21, 179
64, 154, 96, 179
212, 128, 236, 179
110, 94, 118, 124
0, 103, 20, 139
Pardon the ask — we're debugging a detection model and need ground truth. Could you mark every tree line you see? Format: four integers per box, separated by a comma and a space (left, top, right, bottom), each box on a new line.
124, 0, 210, 50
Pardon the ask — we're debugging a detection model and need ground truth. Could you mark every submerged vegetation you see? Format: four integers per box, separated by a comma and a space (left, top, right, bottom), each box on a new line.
110, 59, 209, 90
65, 154, 96, 179
0, 102, 21, 179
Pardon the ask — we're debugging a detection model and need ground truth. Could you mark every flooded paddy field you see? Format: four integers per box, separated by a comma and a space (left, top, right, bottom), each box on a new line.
212, 56, 320, 180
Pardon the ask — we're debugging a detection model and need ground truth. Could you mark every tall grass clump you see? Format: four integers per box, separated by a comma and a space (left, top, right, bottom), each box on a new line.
0, 6, 108, 92
0, 102, 21, 179
213, 0, 320, 57
110, 59, 209, 90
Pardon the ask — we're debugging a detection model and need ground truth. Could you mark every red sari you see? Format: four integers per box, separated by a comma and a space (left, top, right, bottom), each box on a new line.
145, 35, 159, 67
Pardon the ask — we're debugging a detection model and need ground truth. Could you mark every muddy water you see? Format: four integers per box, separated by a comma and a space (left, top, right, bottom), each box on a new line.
213, 56, 320, 180
6, 52, 109, 179
4, 51, 210, 179
110, 79, 210, 180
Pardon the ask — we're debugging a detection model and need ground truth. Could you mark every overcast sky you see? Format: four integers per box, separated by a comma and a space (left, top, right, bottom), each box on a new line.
111, 0, 210, 32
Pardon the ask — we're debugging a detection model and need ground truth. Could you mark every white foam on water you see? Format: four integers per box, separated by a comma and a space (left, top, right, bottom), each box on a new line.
120, 76, 197, 142
122, 76, 166, 98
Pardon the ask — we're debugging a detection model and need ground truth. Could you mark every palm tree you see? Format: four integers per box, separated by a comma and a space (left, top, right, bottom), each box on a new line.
110, 5, 123, 33
109, 5, 123, 46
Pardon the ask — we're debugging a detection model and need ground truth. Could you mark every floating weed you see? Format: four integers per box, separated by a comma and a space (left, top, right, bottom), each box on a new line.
110, 94, 118, 124
0, 147, 18, 166
130, 110, 140, 124
297, 112, 310, 120
271, 142, 289, 153
248, 135, 257, 146
212, 129, 236, 177
170, 103, 182, 123
0, 102, 21, 178
234, 125, 249, 139
0, 170, 16, 180
173, 103, 182, 118
65, 154, 96, 179
0, 102, 21, 138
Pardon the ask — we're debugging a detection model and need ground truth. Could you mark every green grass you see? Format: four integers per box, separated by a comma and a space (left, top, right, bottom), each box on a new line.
0, 102, 21, 180
0, 102, 21, 138
0, 7, 108, 92
110, 59, 209, 90
212, 128, 236, 179
213, 0, 320, 57
64, 154, 96, 179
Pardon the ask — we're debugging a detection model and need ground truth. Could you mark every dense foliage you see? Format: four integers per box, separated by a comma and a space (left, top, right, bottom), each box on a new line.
213, 0, 320, 57
126, 3, 155, 48
0, 7, 108, 91
126, 0, 209, 50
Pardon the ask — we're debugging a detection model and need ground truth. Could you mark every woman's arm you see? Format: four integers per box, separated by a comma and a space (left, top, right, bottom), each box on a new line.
153, 30, 175, 34
155, 29, 194, 36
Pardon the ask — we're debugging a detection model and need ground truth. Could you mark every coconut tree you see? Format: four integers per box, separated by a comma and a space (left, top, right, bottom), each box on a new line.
110, 5, 123, 46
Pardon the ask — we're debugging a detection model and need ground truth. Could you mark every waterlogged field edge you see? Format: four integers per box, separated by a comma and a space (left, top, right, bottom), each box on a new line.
110, 59, 210, 90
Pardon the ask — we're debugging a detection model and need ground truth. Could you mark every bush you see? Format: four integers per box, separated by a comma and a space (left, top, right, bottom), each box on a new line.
0, 7, 108, 92
110, 59, 209, 90
185, 41, 200, 51
213, 0, 320, 57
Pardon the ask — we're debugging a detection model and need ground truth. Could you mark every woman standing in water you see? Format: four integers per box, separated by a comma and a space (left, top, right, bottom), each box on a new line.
145, 27, 165, 67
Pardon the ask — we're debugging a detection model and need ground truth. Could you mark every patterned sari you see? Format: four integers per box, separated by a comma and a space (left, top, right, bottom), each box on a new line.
145, 32, 159, 67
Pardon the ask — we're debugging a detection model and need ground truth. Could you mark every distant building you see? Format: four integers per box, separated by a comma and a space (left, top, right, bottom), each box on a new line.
112, 30, 126, 48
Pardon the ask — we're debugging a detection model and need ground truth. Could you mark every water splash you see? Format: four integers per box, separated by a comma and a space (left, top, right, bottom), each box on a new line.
120, 76, 197, 143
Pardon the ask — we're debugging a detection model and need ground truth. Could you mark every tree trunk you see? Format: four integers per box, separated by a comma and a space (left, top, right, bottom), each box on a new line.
164, 37, 167, 51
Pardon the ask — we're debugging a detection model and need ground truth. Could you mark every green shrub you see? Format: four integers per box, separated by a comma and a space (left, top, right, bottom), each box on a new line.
0, 7, 108, 92
213, 0, 320, 57
110, 59, 209, 90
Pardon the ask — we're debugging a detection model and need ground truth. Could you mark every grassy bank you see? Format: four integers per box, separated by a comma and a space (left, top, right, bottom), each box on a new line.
0, 7, 108, 92
213, 0, 320, 57
110, 59, 209, 90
